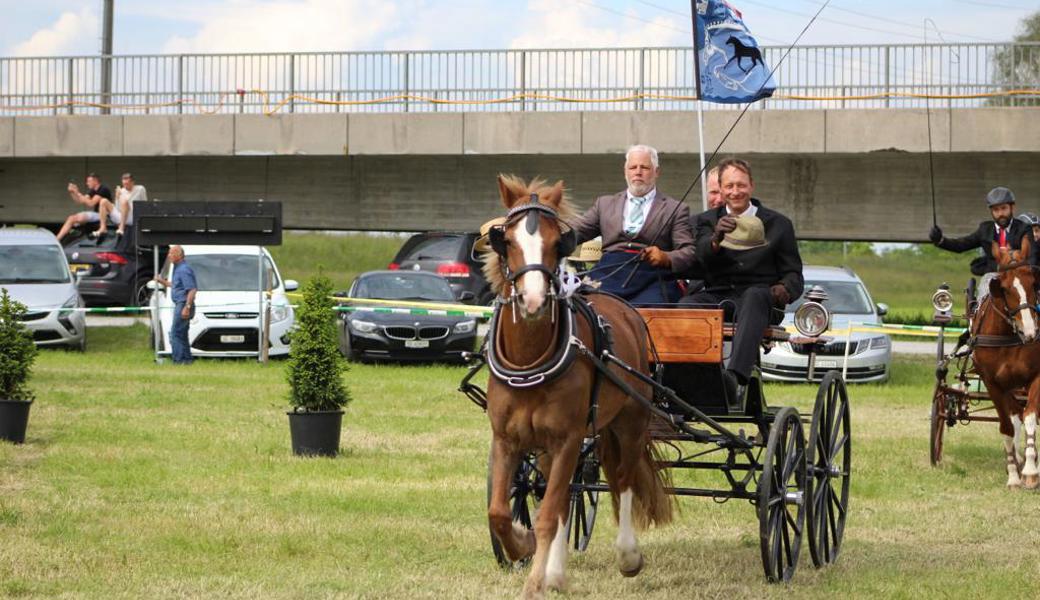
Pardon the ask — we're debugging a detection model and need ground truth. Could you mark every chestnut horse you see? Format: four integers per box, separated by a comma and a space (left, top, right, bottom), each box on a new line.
972, 237, 1040, 489
483, 175, 672, 599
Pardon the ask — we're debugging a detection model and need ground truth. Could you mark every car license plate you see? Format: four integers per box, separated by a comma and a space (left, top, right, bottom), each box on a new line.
221, 335, 246, 344
70, 263, 91, 273
405, 340, 429, 349
816, 359, 838, 369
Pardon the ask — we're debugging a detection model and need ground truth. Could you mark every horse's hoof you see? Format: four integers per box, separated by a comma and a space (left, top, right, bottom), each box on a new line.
1023, 475, 1040, 490
620, 553, 645, 578
545, 571, 567, 592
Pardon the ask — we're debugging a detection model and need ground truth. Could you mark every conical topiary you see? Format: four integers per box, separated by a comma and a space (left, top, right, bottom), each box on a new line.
286, 274, 350, 412
0, 288, 37, 402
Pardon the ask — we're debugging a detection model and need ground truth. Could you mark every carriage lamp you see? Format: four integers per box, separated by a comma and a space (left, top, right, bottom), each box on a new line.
932, 284, 953, 324
794, 286, 831, 338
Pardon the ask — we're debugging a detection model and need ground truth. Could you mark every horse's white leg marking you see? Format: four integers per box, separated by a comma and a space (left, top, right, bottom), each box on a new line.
1004, 434, 1023, 488
615, 488, 643, 574
1012, 414, 1024, 465
1021, 413, 1038, 477
515, 225, 546, 315
1012, 277, 1036, 341
544, 516, 568, 591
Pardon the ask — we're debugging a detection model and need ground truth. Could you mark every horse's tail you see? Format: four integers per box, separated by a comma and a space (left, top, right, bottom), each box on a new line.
602, 429, 674, 530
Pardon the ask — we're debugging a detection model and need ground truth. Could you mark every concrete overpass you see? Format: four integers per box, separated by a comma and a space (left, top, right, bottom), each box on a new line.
1, 108, 1038, 241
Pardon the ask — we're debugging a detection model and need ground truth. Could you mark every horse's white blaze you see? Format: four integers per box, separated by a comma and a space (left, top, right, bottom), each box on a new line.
515, 225, 546, 315
545, 516, 568, 589
1022, 413, 1039, 477
1012, 277, 1036, 340
615, 488, 640, 571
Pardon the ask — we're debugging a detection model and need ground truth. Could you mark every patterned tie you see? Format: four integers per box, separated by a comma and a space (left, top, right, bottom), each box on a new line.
625, 196, 648, 236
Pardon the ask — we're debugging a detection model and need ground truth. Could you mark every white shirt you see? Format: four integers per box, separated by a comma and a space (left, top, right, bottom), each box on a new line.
726, 202, 758, 218
624, 187, 657, 230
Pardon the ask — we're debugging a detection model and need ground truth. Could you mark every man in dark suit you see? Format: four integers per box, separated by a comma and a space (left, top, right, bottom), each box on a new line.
680, 158, 804, 387
929, 187, 1033, 276
569, 144, 696, 303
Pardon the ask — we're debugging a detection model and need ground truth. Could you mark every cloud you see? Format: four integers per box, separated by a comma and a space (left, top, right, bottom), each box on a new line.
161, 0, 402, 54
509, 0, 688, 49
9, 8, 99, 57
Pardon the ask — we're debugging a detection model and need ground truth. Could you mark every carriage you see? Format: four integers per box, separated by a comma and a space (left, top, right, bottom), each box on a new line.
929, 279, 1029, 466
460, 288, 852, 583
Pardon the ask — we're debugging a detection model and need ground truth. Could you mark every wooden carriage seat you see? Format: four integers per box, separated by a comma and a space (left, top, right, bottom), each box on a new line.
637, 307, 789, 364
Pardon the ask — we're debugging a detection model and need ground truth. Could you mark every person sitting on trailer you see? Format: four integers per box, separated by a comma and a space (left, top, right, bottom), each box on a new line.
56, 173, 113, 242
929, 187, 1034, 279
567, 144, 696, 304
680, 158, 804, 394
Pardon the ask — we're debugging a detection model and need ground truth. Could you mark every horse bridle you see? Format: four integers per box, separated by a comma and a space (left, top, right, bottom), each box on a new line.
488, 193, 576, 321
990, 261, 1040, 341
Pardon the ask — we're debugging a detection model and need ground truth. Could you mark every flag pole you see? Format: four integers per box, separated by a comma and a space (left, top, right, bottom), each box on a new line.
692, 0, 708, 212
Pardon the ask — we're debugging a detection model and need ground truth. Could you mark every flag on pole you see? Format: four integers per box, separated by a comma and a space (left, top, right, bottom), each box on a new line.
692, 0, 776, 104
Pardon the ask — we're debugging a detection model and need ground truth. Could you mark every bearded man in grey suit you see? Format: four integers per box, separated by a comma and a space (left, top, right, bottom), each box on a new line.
568, 144, 696, 304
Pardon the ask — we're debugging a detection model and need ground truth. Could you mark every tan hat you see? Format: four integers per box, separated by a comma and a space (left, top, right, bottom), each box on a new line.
720, 215, 768, 251
473, 217, 507, 253
573, 238, 602, 262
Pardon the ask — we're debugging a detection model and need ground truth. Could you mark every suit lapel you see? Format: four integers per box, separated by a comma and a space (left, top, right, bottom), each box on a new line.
640, 192, 668, 238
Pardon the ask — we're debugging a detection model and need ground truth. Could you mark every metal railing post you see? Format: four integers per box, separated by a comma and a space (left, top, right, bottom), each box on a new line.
177, 55, 184, 114
66, 58, 75, 114
884, 46, 891, 108
403, 52, 410, 113
638, 48, 645, 111
289, 55, 296, 113
520, 50, 526, 112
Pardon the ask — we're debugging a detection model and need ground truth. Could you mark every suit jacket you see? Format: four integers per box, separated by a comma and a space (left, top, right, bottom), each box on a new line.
568, 190, 696, 274
936, 219, 1034, 275
693, 199, 804, 300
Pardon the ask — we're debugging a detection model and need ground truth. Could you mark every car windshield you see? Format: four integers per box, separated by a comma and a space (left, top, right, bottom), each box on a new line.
789, 280, 874, 315
176, 254, 280, 292
0, 245, 71, 284
400, 236, 463, 262
354, 274, 455, 301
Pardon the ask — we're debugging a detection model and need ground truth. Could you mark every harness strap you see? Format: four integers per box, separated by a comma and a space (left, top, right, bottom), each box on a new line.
972, 334, 1029, 347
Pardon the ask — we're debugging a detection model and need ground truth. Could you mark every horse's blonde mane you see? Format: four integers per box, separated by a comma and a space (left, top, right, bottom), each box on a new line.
481, 175, 578, 296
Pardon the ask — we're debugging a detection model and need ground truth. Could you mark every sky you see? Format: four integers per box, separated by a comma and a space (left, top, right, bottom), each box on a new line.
1, 0, 1037, 58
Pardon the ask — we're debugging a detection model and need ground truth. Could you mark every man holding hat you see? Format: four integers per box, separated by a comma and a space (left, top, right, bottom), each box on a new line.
929, 187, 1034, 276
680, 158, 803, 392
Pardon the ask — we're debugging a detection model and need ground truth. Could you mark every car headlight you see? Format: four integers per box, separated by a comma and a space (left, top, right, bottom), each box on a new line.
870, 336, 890, 349
454, 319, 476, 334
270, 303, 291, 323
794, 301, 830, 338
59, 295, 79, 317
774, 341, 792, 352
350, 319, 378, 334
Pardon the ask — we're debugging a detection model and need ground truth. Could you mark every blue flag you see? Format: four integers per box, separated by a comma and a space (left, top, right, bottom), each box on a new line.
693, 0, 776, 104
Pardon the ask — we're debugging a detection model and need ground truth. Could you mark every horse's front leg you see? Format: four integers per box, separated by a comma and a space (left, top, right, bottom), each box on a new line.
984, 377, 1023, 488
1021, 379, 1040, 489
488, 438, 535, 562
523, 436, 580, 600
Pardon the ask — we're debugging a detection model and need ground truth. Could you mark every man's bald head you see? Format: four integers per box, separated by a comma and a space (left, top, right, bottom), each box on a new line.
169, 245, 185, 263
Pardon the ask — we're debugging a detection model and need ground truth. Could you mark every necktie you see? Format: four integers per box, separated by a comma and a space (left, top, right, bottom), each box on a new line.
999, 227, 1007, 248
625, 196, 647, 236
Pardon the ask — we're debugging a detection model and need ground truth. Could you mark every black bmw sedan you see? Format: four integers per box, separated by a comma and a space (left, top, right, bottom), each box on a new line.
335, 271, 478, 363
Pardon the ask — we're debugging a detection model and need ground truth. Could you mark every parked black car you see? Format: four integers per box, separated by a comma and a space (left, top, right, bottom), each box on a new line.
335, 271, 478, 363
389, 232, 493, 304
62, 229, 165, 307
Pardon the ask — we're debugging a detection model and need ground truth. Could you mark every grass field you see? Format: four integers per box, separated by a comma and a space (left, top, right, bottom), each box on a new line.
2, 325, 1039, 599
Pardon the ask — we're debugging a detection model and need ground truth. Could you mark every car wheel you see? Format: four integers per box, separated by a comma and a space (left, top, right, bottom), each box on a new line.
133, 280, 152, 307
338, 326, 357, 361
75, 336, 86, 352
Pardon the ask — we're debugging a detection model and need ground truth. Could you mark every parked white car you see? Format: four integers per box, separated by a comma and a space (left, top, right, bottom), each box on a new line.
0, 227, 86, 350
149, 245, 297, 358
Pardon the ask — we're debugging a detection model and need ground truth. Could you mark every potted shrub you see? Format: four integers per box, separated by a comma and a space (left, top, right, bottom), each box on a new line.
286, 274, 351, 456
0, 288, 38, 444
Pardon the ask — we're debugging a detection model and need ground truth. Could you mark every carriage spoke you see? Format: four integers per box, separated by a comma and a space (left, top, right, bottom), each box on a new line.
785, 506, 802, 537
830, 433, 849, 462
829, 486, 846, 517
781, 510, 793, 571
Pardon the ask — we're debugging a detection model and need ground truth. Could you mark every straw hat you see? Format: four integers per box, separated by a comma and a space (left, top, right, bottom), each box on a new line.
573, 238, 602, 262
473, 217, 507, 253
720, 215, 768, 251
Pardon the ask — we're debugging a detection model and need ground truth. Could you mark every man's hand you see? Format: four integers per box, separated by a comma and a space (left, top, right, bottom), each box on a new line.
928, 225, 943, 245
713, 215, 738, 243
641, 246, 671, 269
770, 284, 791, 307
67, 182, 78, 193
181, 305, 191, 320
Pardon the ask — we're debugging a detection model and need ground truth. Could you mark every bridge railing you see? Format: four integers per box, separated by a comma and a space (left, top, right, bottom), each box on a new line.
1, 43, 1038, 116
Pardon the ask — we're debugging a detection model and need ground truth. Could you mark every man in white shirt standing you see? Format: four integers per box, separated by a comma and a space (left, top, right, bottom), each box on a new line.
96, 173, 148, 237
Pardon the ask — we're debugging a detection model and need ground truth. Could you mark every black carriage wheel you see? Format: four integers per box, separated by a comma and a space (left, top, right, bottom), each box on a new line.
929, 381, 947, 466
758, 406, 807, 583
565, 451, 599, 552
806, 370, 851, 568
487, 451, 541, 569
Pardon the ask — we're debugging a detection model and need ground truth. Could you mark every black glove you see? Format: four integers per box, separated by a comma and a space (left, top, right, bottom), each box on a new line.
770, 284, 791, 307
929, 225, 943, 244
713, 215, 738, 243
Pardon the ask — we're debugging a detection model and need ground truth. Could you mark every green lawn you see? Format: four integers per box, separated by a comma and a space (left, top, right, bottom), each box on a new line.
2, 326, 1038, 598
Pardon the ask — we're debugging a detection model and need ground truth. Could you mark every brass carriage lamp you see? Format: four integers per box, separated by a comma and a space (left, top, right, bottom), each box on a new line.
932, 283, 954, 325
794, 286, 831, 338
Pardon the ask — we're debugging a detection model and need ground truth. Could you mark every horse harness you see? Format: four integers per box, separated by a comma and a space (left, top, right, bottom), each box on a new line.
970, 261, 1040, 348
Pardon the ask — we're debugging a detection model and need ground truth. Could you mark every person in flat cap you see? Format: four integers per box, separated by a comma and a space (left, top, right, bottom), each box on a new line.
680, 158, 803, 394
929, 186, 1035, 276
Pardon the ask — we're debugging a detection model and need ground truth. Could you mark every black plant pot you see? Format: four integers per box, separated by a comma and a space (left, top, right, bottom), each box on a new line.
0, 399, 33, 444
287, 410, 343, 457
